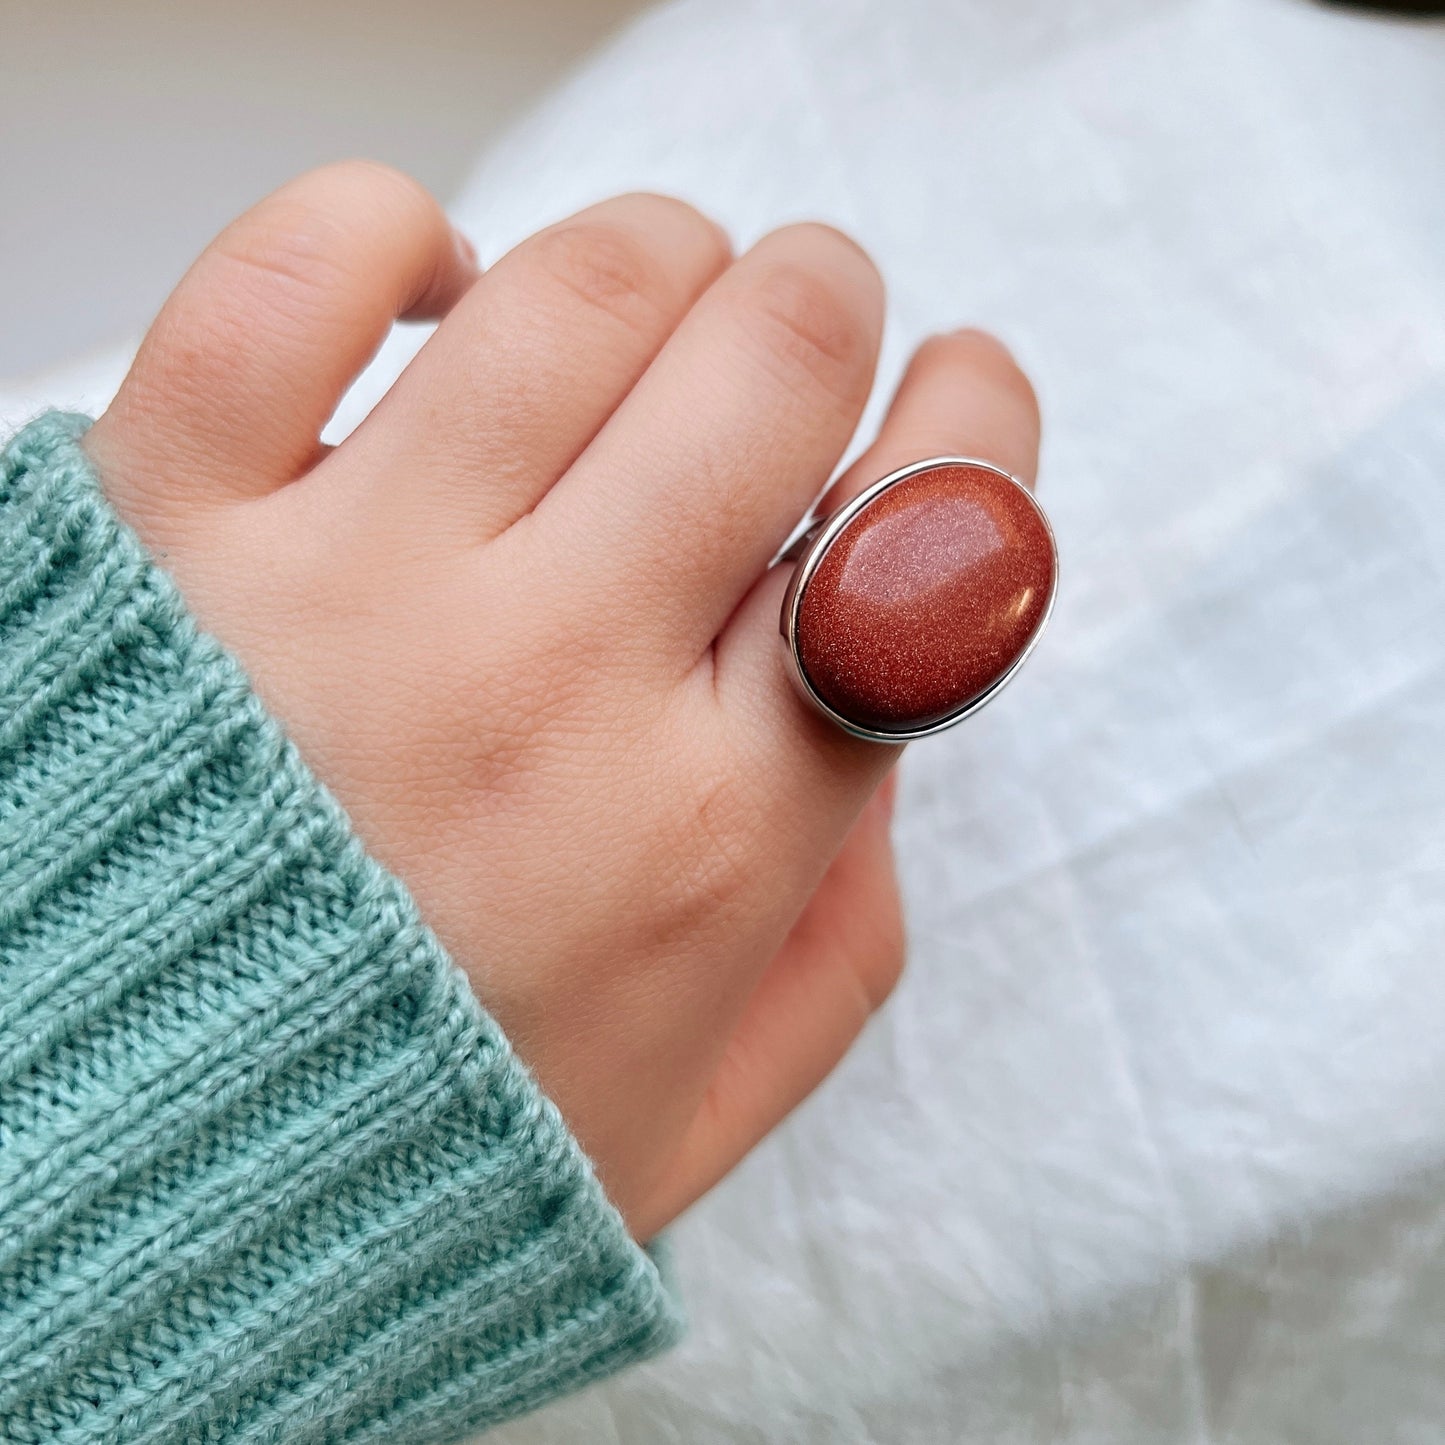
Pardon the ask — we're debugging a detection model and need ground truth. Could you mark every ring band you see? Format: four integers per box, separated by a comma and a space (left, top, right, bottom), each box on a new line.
780, 457, 1058, 742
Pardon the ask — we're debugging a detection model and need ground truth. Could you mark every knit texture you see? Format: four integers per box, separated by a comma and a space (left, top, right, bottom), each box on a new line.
0, 413, 681, 1443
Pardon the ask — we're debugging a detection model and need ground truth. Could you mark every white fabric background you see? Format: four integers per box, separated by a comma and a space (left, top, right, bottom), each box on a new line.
5, 1, 1445, 1440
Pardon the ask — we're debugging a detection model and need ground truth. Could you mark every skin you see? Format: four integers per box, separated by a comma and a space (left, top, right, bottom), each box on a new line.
84, 162, 1042, 1240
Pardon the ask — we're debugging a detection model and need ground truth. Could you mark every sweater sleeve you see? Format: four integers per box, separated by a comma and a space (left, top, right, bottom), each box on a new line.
0, 413, 681, 1444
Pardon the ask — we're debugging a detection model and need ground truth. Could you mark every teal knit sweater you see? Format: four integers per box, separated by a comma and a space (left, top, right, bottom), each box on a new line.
0, 414, 681, 1442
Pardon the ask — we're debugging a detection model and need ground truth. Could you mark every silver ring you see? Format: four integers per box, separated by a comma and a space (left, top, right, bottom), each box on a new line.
779, 456, 1058, 743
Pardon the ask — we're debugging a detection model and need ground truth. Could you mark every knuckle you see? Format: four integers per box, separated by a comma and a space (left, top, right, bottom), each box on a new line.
213, 208, 346, 302
619, 191, 732, 265
745, 258, 875, 409
214, 163, 442, 304
312, 158, 433, 212
335, 160, 443, 240
212, 208, 362, 317
950, 329, 1042, 429
530, 221, 672, 333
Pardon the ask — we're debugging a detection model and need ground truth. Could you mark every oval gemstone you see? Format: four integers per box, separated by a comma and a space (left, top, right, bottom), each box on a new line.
795, 462, 1056, 734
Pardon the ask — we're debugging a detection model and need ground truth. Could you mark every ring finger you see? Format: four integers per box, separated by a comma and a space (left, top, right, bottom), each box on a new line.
716, 327, 1044, 825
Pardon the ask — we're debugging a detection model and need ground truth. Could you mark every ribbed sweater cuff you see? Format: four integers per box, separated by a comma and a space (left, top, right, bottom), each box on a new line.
0, 414, 681, 1444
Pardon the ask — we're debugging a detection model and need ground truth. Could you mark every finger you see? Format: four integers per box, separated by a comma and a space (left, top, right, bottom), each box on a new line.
331, 192, 733, 543
89, 161, 476, 509
714, 328, 1043, 833
819, 328, 1042, 505
635, 773, 903, 1237
546, 222, 883, 657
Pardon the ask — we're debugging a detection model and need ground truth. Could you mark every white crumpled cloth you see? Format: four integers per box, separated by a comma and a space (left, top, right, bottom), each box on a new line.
6, 1, 1445, 1439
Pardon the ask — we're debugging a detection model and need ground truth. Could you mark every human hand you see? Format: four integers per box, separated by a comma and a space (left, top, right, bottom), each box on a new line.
84, 162, 1041, 1238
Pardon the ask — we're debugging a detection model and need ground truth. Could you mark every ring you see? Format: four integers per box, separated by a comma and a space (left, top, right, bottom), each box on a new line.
779, 457, 1058, 742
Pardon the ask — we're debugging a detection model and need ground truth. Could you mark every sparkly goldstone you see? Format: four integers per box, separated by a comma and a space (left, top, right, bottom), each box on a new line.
795, 462, 1055, 733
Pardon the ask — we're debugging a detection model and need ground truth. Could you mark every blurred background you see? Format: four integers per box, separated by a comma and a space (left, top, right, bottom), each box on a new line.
1, 0, 643, 376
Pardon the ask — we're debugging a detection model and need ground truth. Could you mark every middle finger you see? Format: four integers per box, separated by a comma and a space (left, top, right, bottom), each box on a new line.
546, 222, 884, 662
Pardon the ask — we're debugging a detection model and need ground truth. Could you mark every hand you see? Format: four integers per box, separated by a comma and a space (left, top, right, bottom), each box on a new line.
85, 162, 1041, 1238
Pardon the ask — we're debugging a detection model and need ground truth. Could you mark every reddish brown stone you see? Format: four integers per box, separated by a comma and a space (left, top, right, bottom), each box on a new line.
795, 462, 1055, 733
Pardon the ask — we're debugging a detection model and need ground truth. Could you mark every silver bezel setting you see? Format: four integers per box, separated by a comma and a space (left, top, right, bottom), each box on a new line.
779, 455, 1058, 744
